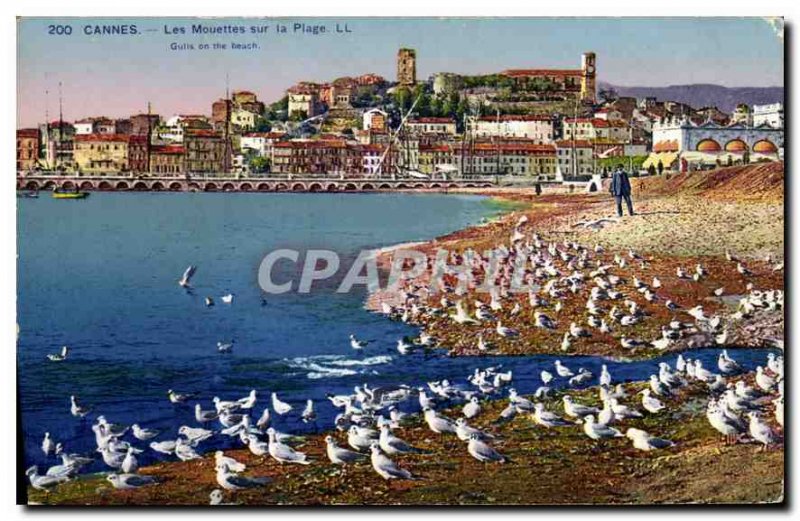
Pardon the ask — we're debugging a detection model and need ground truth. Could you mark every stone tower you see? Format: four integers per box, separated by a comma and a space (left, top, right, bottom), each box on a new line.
397, 48, 417, 86
580, 52, 596, 103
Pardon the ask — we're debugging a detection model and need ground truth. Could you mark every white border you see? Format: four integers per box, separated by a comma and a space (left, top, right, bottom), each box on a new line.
3, 1, 795, 519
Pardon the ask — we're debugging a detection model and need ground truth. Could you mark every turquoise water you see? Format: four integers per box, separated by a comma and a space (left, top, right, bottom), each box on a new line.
17, 192, 775, 474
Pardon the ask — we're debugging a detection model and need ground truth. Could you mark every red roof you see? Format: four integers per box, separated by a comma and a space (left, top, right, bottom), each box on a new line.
185, 129, 221, 138
555, 140, 593, 148
473, 143, 556, 154
17, 128, 39, 138
477, 115, 552, 122
408, 117, 456, 124
75, 133, 131, 143
152, 144, 185, 155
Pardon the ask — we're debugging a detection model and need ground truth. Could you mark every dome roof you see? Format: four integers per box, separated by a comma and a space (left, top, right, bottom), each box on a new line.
753, 140, 778, 153
724, 139, 748, 152
696, 139, 721, 152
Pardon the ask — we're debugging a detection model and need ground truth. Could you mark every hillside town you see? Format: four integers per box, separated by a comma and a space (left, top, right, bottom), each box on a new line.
16, 49, 784, 185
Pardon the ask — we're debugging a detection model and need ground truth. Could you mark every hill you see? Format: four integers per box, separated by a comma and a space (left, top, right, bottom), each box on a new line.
598, 82, 784, 113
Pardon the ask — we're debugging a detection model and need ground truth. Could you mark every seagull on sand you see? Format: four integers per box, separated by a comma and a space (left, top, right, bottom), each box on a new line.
325, 435, 366, 464
121, 447, 139, 474
582, 415, 624, 440
149, 440, 178, 455
532, 402, 573, 428
496, 321, 519, 338
271, 393, 293, 415
467, 434, 508, 463
47, 346, 69, 362
348, 425, 377, 452
178, 265, 196, 288
454, 418, 495, 441
369, 443, 418, 480
267, 428, 310, 465
563, 395, 599, 418
423, 408, 457, 435
535, 312, 557, 330
639, 389, 666, 414
625, 428, 675, 451
106, 473, 158, 490
26, 466, 69, 491
748, 412, 777, 450
215, 451, 246, 473
215, 463, 271, 491
209, 489, 239, 506
755, 366, 776, 392
463, 396, 482, 419
379, 425, 427, 455
175, 438, 202, 461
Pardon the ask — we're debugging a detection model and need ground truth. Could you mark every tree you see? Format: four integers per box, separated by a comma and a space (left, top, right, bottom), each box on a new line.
249, 156, 270, 173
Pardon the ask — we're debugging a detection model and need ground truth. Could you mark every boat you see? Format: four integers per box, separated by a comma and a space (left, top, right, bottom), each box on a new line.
52, 189, 89, 199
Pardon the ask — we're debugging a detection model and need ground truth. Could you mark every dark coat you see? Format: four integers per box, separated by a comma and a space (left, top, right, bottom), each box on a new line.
610, 170, 632, 196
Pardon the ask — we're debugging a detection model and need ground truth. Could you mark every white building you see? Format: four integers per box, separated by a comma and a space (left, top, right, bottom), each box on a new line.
406, 117, 457, 135
469, 115, 554, 143
73, 120, 94, 135
362, 108, 388, 132
652, 116, 783, 154
230, 108, 259, 131
555, 140, 594, 179
752, 103, 783, 129
239, 132, 286, 157
287, 90, 320, 118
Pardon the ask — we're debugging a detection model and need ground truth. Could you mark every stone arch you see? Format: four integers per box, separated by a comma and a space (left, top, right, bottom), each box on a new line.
275, 183, 288, 191
168, 182, 183, 191
61, 180, 76, 190
133, 181, 148, 191
361, 183, 375, 190
465, 183, 476, 188
696, 139, 721, 152
257, 183, 271, 191
204, 182, 218, 192
151, 181, 165, 191
291, 182, 307, 191
344, 183, 357, 191
222, 182, 236, 192
24, 180, 40, 191
481, 183, 493, 188
188, 182, 201, 192
326, 183, 338, 192
413, 183, 425, 189
43, 180, 57, 190
98, 181, 112, 191
115, 181, 130, 190
240, 183, 253, 192
752, 139, 778, 153
309, 183, 323, 192
448, 183, 459, 189
79, 181, 94, 190
430, 183, 442, 188
396, 183, 409, 189
724, 139, 748, 152
378, 183, 392, 189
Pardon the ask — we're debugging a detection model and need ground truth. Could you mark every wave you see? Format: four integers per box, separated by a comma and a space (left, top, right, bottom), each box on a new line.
285, 353, 393, 380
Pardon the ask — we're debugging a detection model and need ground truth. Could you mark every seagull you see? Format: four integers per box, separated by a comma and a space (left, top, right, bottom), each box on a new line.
106, 473, 158, 490
69, 395, 91, 418
195, 403, 219, 423
178, 265, 196, 288
717, 350, 741, 375
175, 439, 202, 461
379, 425, 427, 455
41, 432, 56, 455
748, 412, 777, 449
215, 451, 246, 473
131, 424, 160, 441
532, 402, 573, 428
554, 360, 574, 378
467, 434, 508, 463
221, 293, 234, 304
121, 447, 139, 474
535, 311, 557, 330
463, 396, 481, 419
454, 418, 495, 441
349, 334, 371, 350
215, 464, 270, 491
397, 337, 415, 355
563, 395, 599, 418
639, 389, 666, 414
205, 297, 215, 307
348, 425, 377, 452
177, 426, 214, 445
325, 435, 366, 464
168, 389, 196, 404
369, 443, 417, 480
301, 400, 317, 424
267, 428, 310, 465
256, 407, 271, 430
46, 346, 69, 362
217, 341, 234, 354
236, 389, 258, 410
496, 321, 519, 338
755, 366, 776, 392
209, 489, 239, 506
26, 466, 69, 491
423, 408, 457, 435
149, 440, 178, 455
625, 428, 675, 451
582, 415, 624, 440
271, 393, 293, 415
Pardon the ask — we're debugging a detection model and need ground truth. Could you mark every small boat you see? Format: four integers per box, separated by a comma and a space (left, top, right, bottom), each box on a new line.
17, 191, 39, 199
52, 189, 89, 199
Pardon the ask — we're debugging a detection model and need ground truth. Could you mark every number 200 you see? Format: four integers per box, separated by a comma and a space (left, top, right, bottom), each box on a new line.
48, 25, 73, 35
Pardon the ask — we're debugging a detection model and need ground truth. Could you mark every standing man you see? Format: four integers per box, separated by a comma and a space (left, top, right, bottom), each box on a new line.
610, 164, 634, 217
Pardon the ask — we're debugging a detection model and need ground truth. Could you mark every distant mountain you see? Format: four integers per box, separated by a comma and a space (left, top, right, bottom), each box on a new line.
597, 82, 784, 114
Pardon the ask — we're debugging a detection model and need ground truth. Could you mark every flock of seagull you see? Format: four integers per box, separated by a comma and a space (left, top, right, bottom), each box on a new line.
28, 214, 785, 504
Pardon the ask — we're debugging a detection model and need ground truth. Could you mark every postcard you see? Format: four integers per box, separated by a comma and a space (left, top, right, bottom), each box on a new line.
16, 16, 784, 506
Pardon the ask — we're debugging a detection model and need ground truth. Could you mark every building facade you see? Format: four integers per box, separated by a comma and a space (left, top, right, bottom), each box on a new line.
397, 48, 417, 86
469, 115, 554, 143
184, 129, 227, 173
74, 134, 134, 174
17, 128, 40, 171
753, 103, 783, 129
406, 117, 457, 135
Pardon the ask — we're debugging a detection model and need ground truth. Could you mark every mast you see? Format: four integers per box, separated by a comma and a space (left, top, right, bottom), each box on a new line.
57, 81, 63, 171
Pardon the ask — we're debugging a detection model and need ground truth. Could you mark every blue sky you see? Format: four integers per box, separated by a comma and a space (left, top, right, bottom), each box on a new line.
17, 17, 783, 127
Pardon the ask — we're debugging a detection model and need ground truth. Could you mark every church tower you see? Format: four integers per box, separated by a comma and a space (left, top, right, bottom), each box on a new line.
580, 52, 596, 103
397, 48, 417, 86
